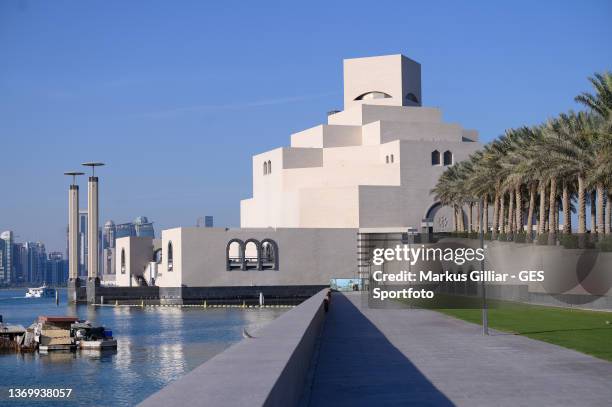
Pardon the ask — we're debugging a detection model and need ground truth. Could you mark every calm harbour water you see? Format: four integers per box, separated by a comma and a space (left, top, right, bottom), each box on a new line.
0, 289, 285, 406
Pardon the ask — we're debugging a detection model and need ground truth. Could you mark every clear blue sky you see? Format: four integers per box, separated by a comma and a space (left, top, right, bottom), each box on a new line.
1, 0, 611, 252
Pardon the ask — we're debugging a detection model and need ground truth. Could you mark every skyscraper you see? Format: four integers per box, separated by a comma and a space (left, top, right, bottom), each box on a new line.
26, 241, 46, 284
134, 216, 155, 238
46, 252, 68, 285
0, 231, 14, 284
103, 220, 116, 249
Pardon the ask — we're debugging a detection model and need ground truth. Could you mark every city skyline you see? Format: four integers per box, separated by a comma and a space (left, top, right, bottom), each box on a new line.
1, 0, 611, 252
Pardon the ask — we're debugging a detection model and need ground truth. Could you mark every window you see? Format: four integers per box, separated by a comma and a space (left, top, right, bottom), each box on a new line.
261, 239, 279, 270
385, 155, 389, 164
431, 150, 441, 166
354, 91, 392, 100
390, 154, 394, 163
443, 150, 453, 166
244, 239, 260, 270
167, 241, 173, 271
268, 160, 271, 174
120, 249, 126, 274
227, 239, 244, 271
263, 161, 268, 175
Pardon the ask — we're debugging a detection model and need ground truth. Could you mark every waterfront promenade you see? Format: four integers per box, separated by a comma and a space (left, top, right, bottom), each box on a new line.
302, 292, 612, 407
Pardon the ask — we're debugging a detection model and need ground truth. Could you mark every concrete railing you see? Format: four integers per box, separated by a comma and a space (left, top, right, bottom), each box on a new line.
138, 288, 329, 407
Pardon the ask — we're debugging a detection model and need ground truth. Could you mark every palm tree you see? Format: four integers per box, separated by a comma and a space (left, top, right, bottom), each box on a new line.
576, 71, 612, 237
431, 71, 610, 245
541, 112, 599, 237
575, 72, 612, 119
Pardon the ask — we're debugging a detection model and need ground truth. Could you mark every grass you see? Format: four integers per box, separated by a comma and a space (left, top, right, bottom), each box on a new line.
438, 301, 612, 362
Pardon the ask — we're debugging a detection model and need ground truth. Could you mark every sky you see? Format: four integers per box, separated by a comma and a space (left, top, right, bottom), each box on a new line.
1, 0, 611, 252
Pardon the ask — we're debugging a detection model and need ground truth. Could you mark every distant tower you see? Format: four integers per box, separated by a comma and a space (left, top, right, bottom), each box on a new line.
104, 220, 116, 249
205, 216, 213, 227
196, 216, 214, 228
134, 216, 155, 237
0, 230, 13, 284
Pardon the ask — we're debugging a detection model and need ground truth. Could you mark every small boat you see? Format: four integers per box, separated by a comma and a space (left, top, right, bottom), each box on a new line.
25, 285, 55, 298
79, 338, 118, 349
72, 322, 117, 350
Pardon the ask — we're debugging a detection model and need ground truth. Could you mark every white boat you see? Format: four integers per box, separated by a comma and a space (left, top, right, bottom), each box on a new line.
79, 338, 118, 349
25, 286, 55, 298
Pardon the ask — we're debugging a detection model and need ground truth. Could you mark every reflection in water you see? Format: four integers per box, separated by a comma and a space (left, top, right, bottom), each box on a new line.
0, 289, 286, 406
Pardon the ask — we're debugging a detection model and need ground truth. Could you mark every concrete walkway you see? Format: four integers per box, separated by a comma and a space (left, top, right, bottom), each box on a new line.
303, 292, 612, 407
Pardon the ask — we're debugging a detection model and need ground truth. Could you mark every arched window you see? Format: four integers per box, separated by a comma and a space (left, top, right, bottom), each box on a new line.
120, 249, 126, 274
263, 161, 268, 175
267, 160, 271, 174
431, 150, 441, 166
226, 239, 244, 271
354, 91, 392, 100
443, 150, 453, 166
385, 155, 389, 164
261, 239, 279, 270
390, 154, 394, 163
244, 239, 261, 270
167, 241, 173, 271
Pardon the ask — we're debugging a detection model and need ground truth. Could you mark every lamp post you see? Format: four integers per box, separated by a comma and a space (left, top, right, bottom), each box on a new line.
82, 162, 105, 304
479, 198, 489, 335
64, 171, 84, 303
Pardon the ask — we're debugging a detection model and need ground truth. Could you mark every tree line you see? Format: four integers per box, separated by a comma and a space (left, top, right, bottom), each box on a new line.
432, 72, 612, 247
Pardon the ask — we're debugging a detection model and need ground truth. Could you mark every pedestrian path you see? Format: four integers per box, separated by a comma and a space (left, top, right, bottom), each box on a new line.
303, 292, 612, 406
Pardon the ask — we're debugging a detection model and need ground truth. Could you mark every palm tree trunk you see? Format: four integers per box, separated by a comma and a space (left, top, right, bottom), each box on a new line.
458, 206, 465, 232
484, 196, 489, 234
555, 200, 559, 232
607, 193, 611, 235
468, 202, 473, 233
476, 200, 482, 233
492, 192, 500, 238
538, 181, 546, 236
500, 193, 506, 235
548, 178, 557, 243
527, 183, 535, 240
597, 183, 605, 237
515, 187, 523, 233
453, 205, 458, 232
578, 176, 586, 234
562, 181, 571, 234
508, 189, 515, 235
590, 191, 597, 233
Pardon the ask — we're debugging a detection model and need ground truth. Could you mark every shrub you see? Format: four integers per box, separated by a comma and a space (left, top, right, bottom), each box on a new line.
559, 234, 579, 249
514, 232, 527, 243
484, 232, 492, 241
536, 234, 549, 245
498, 232, 507, 241
596, 236, 612, 252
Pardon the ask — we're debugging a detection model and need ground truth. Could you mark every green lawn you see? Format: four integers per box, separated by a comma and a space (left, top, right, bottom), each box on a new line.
438, 302, 612, 361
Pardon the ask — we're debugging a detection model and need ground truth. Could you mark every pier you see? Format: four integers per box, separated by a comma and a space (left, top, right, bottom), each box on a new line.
141, 291, 612, 407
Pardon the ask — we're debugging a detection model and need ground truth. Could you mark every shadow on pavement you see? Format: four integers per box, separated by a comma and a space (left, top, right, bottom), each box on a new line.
303, 293, 455, 406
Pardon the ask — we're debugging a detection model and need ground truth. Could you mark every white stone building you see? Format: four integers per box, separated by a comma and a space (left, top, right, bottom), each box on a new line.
114, 54, 481, 301
241, 54, 478, 231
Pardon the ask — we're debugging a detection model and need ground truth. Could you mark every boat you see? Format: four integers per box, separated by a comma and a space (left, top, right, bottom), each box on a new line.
25, 285, 55, 298
72, 322, 117, 350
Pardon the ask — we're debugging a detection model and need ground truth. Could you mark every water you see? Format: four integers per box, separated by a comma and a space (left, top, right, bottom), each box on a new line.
0, 289, 285, 406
